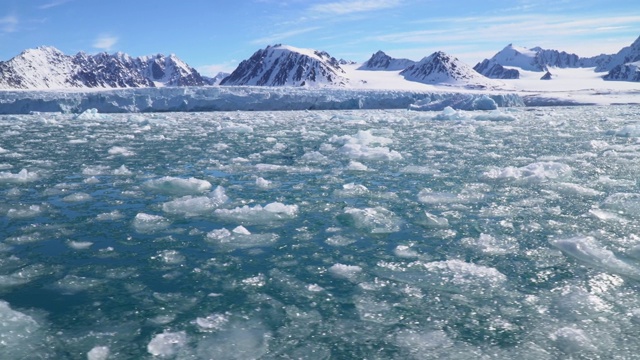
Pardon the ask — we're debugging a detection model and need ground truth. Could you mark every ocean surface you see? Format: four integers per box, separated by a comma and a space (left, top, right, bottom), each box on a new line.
2, 106, 640, 359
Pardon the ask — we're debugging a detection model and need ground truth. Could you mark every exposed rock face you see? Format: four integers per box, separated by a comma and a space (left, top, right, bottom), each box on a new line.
220, 44, 348, 87
358, 50, 415, 71
0, 46, 206, 89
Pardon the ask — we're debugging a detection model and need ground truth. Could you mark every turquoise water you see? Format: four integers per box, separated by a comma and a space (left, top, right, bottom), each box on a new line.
2, 107, 640, 359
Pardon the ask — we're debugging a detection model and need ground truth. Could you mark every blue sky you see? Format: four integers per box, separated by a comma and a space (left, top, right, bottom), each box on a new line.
0, 0, 638, 76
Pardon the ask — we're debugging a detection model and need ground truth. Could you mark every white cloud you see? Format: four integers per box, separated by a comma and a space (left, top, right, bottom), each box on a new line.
93, 34, 118, 51
38, 0, 73, 10
250, 26, 320, 45
309, 0, 401, 15
0, 15, 18, 33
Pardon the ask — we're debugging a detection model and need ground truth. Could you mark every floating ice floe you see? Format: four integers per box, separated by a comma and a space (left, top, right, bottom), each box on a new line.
550, 327, 597, 354
74, 108, 108, 120
87, 346, 110, 360
132, 213, 171, 233
607, 124, 640, 137
143, 176, 212, 196
329, 130, 402, 161
339, 206, 401, 233
376, 259, 507, 296
205, 226, 279, 250
162, 186, 228, 217
62, 192, 93, 202
550, 236, 640, 279
328, 263, 363, 280
7, 205, 42, 219
107, 146, 135, 156
0, 169, 38, 183
600, 193, 640, 217
483, 161, 572, 183
214, 202, 298, 225
0, 301, 43, 358
147, 331, 187, 357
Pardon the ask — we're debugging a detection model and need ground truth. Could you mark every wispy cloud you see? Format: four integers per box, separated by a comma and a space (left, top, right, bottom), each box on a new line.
309, 0, 401, 15
0, 14, 18, 33
250, 26, 320, 45
93, 34, 118, 51
38, 0, 73, 10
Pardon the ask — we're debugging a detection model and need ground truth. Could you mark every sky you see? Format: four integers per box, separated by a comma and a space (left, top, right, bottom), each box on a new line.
0, 0, 638, 76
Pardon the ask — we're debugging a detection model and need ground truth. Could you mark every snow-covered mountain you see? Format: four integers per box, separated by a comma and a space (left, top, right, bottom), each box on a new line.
204, 72, 230, 86
604, 61, 640, 81
358, 50, 415, 71
401, 51, 497, 88
220, 44, 348, 87
473, 44, 616, 79
598, 36, 640, 81
0, 46, 206, 89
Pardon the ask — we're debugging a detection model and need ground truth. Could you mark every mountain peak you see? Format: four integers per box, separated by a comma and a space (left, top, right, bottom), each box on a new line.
401, 51, 496, 88
220, 44, 347, 87
359, 50, 415, 71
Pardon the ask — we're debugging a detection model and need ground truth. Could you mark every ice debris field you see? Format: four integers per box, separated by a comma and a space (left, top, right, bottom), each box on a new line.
3, 106, 640, 358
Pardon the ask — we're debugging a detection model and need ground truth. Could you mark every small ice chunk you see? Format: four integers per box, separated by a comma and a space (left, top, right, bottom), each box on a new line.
483, 161, 572, 183
334, 183, 369, 197
345, 160, 368, 171
132, 213, 171, 233
147, 331, 187, 357
96, 210, 124, 221
232, 225, 251, 235
417, 211, 449, 228
340, 206, 401, 233
108, 146, 135, 156
87, 346, 110, 360
205, 227, 278, 250
214, 202, 298, 224
474, 109, 517, 121
196, 313, 229, 331
325, 235, 356, 246
74, 108, 106, 120
153, 250, 185, 265
83, 176, 100, 184
113, 165, 133, 176
0, 300, 42, 358
162, 186, 228, 217
433, 106, 472, 120
7, 205, 42, 219
67, 240, 93, 250
551, 327, 597, 354
62, 192, 92, 202
0, 169, 38, 183
255, 177, 273, 189
329, 263, 362, 280
143, 176, 212, 196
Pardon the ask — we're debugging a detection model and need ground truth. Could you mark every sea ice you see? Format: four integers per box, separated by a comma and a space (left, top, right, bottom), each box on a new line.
0, 168, 38, 183
87, 346, 110, 360
143, 176, 212, 196
205, 226, 279, 250
132, 213, 171, 233
147, 331, 187, 357
550, 236, 640, 279
0, 301, 43, 358
328, 263, 363, 280
214, 202, 298, 225
339, 206, 401, 233
483, 161, 572, 183
162, 186, 228, 216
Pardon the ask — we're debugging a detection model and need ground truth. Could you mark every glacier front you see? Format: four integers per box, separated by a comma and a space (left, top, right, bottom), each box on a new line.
0, 86, 525, 114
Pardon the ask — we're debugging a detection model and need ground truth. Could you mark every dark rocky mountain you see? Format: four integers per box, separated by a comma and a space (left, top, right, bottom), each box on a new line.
358, 50, 415, 71
0, 46, 206, 89
220, 44, 348, 87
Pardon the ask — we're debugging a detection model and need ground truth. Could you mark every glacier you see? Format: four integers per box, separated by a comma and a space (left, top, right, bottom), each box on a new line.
0, 86, 525, 114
